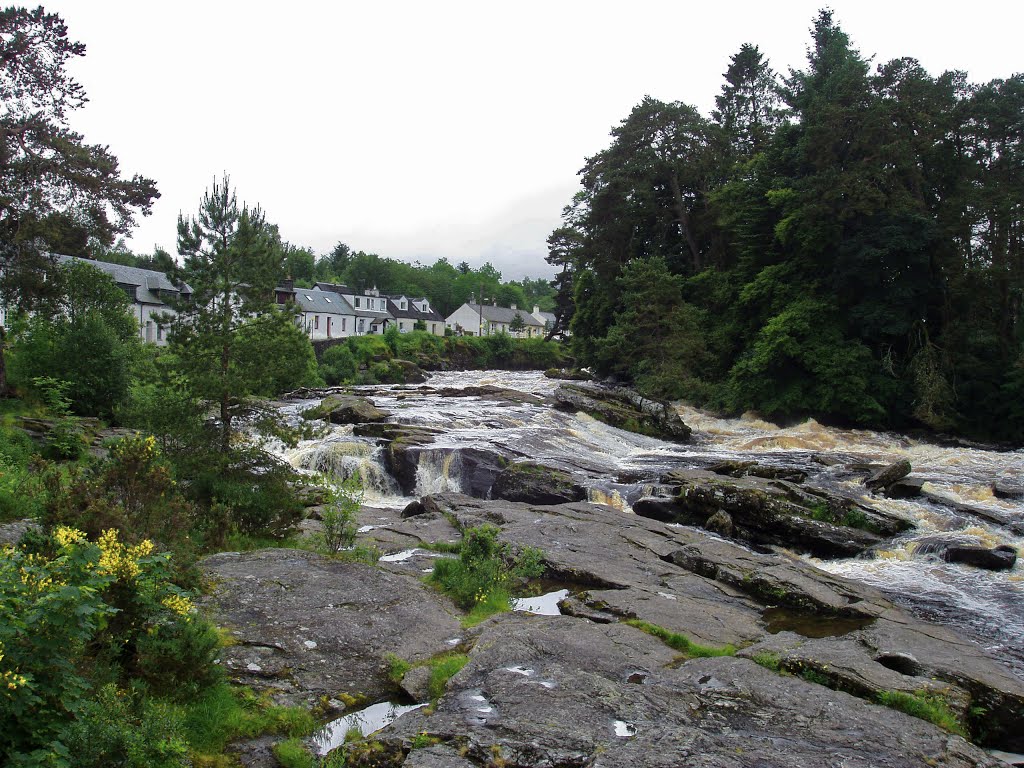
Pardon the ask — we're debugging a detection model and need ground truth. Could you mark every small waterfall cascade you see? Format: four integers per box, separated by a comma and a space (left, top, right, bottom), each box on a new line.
285, 434, 399, 499
414, 448, 463, 496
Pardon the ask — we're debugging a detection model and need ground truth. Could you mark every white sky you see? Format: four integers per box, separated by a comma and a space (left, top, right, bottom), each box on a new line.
46, 1, 1023, 280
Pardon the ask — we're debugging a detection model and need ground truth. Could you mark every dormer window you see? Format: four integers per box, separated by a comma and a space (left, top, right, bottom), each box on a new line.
355, 297, 361, 307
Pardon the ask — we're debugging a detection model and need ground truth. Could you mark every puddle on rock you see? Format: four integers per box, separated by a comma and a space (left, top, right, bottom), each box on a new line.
512, 589, 569, 616
313, 701, 425, 755
614, 720, 638, 737
379, 549, 421, 563
761, 606, 876, 638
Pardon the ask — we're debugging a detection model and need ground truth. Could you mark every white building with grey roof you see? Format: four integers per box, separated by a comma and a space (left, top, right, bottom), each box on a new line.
445, 300, 545, 338
56, 255, 190, 345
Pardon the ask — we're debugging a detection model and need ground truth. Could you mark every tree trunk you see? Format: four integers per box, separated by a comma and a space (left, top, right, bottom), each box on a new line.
668, 173, 702, 272
0, 326, 7, 399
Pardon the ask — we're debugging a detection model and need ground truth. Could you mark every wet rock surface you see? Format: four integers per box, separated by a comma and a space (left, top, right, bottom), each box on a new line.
553, 382, 691, 441
266, 492, 1024, 765
491, 461, 587, 505
633, 468, 912, 559
306, 393, 390, 424
199, 548, 462, 709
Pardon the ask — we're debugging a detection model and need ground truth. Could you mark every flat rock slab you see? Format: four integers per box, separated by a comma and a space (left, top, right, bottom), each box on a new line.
200, 548, 462, 708
374, 614, 1001, 768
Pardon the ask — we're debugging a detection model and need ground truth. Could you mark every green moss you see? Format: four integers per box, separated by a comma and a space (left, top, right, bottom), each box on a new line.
385, 653, 411, 684
272, 738, 316, 768
751, 651, 782, 672
427, 653, 470, 700
877, 690, 966, 737
624, 619, 736, 659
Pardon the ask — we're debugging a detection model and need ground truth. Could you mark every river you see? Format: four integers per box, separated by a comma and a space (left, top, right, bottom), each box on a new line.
276, 370, 1024, 673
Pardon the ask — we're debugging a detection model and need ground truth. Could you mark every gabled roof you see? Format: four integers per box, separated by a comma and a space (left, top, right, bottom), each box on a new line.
292, 290, 355, 314
312, 281, 351, 293
463, 303, 544, 326
387, 296, 444, 322
58, 255, 189, 305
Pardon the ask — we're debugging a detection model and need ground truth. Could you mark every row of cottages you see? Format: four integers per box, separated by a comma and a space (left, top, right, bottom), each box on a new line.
274, 280, 446, 339
444, 301, 551, 338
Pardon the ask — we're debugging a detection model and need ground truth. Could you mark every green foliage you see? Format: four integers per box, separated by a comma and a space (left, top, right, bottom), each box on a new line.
347, 335, 391, 367
0, 527, 205, 766
31, 377, 87, 460
552, 11, 1024, 441
876, 690, 966, 737
62, 685, 189, 768
751, 651, 782, 671
315, 475, 363, 554
624, 619, 736, 659
180, 683, 317, 756
0, 422, 43, 522
235, 310, 322, 396
429, 525, 544, 623
320, 344, 358, 385
427, 653, 469, 700
385, 652, 411, 684
9, 312, 137, 419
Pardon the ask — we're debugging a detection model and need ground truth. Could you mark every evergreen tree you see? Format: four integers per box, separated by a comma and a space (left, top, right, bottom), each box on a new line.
166, 175, 303, 453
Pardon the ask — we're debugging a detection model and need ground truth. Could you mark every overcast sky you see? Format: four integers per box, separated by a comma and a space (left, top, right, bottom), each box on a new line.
47, 1, 1023, 280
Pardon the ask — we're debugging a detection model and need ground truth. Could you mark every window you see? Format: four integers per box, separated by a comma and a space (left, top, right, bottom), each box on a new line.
358, 318, 365, 333
325, 297, 332, 303
314, 315, 319, 330
341, 317, 346, 332
401, 300, 407, 310
304, 294, 313, 301
355, 297, 361, 308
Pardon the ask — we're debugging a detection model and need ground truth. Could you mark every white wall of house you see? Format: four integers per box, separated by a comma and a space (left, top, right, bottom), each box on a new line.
446, 304, 485, 335
302, 311, 355, 340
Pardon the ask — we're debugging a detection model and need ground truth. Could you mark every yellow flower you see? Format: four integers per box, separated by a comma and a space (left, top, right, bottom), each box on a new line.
161, 593, 193, 618
53, 526, 85, 548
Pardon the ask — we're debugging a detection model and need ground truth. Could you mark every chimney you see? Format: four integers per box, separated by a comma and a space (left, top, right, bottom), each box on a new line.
492, 298, 497, 306
283, 278, 294, 291
533, 304, 540, 315
510, 303, 517, 310
470, 292, 475, 304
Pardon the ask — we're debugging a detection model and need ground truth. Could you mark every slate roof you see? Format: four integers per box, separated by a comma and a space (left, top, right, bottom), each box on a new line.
387, 295, 445, 323
466, 303, 544, 327
292, 290, 355, 314
58, 255, 189, 305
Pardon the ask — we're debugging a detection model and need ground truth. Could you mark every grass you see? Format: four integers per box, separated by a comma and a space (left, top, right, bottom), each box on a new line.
180, 683, 317, 756
427, 653, 470, 699
624, 619, 736, 658
876, 690, 967, 737
384, 651, 470, 701
751, 651, 782, 672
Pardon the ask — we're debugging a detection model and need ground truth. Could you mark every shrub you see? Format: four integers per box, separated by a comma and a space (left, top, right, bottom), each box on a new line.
320, 344, 358, 385
0, 527, 205, 766
429, 525, 544, 622
315, 475, 363, 554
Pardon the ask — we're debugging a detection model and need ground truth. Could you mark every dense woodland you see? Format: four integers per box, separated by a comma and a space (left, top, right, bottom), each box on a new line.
548, 11, 1024, 443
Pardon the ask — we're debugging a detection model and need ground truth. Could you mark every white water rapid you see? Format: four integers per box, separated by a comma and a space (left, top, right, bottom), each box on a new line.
274, 370, 1024, 672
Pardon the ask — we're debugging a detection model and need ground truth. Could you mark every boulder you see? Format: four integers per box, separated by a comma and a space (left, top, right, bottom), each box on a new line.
306, 394, 389, 424
708, 459, 807, 483
864, 459, 912, 491
884, 476, 927, 499
553, 383, 691, 441
914, 538, 1018, 571
993, 480, 1024, 500
491, 462, 587, 505
634, 469, 911, 559
390, 359, 428, 384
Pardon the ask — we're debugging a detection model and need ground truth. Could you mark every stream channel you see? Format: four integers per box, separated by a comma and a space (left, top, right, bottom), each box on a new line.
275, 370, 1024, 678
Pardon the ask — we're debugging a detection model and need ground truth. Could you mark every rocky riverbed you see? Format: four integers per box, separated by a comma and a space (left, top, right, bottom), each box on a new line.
195, 373, 1023, 767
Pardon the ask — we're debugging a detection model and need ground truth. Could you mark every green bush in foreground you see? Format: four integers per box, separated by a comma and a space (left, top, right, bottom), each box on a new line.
429, 524, 544, 625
